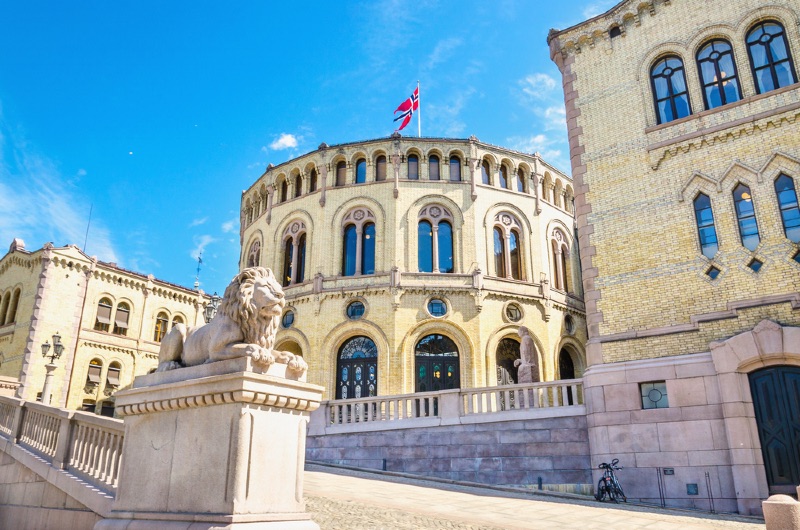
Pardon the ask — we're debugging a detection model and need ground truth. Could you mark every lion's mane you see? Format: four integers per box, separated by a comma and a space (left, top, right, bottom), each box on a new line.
218, 267, 281, 349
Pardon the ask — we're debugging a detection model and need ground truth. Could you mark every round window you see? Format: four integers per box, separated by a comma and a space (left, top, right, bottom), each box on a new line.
427, 298, 447, 317
346, 301, 365, 320
505, 303, 522, 322
565, 314, 575, 334
281, 310, 295, 328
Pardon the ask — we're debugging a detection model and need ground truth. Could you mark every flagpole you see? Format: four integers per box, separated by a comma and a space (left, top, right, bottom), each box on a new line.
417, 80, 421, 138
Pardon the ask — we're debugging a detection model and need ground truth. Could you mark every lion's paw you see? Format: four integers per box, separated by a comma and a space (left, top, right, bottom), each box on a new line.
249, 345, 276, 366
287, 355, 308, 373
156, 361, 182, 372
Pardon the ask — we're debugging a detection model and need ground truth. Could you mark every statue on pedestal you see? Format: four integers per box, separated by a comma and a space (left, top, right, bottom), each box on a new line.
514, 326, 540, 383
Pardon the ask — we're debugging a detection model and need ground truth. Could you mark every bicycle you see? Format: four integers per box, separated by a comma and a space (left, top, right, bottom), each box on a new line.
595, 458, 627, 503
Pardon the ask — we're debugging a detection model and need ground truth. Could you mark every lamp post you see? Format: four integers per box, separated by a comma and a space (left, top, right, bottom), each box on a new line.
203, 292, 221, 324
40, 332, 64, 405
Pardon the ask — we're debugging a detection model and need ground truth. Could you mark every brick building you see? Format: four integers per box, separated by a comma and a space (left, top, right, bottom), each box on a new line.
239, 135, 587, 399
549, 0, 800, 514
0, 239, 208, 414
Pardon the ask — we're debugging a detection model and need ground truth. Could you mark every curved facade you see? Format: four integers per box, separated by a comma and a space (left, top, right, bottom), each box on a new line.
240, 135, 586, 399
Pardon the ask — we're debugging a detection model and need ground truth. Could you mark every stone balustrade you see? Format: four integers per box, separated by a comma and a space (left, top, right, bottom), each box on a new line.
310, 379, 584, 435
0, 395, 123, 494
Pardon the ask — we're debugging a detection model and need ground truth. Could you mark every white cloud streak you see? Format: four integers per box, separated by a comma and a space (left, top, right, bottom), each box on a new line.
189, 217, 208, 227
269, 133, 299, 151
190, 234, 216, 261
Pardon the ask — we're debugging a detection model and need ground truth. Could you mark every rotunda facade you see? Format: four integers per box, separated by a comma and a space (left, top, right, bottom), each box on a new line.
240, 134, 586, 399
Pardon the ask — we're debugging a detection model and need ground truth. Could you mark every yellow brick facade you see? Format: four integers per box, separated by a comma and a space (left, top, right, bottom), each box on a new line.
240, 136, 587, 399
0, 239, 207, 414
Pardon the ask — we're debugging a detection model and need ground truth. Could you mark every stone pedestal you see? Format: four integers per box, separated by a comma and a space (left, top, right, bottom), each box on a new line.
95, 357, 323, 530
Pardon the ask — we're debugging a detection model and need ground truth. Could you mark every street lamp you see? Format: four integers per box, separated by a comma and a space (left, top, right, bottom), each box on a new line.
40, 332, 64, 405
203, 292, 221, 324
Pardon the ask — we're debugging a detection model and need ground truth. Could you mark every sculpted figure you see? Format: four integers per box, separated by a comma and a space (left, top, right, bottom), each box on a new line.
157, 267, 307, 373
514, 326, 540, 383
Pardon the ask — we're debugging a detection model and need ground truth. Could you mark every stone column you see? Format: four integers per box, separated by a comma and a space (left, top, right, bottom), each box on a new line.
319, 165, 328, 207
40, 363, 57, 405
266, 186, 274, 224
290, 240, 300, 285
96, 357, 323, 530
354, 226, 364, 276
431, 224, 440, 273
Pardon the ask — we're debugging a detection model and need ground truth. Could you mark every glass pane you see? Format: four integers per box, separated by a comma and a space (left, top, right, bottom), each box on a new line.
482, 162, 490, 184
493, 228, 505, 277
718, 54, 735, 78
408, 155, 419, 179
776, 176, 799, 208
336, 162, 346, 186
517, 170, 525, 192
756, 66, 776, 93
775, 61, 795, 88
770, 35, 789, 61
362, 223, 376, 275
355, 159, 366, 184
723, 79, 740, 104
674, 94, 690, 119
750, 43, 768, 68
343, 225, 357, 276
499, 167, 508, 189
437, 222, 454, 273
297, 234, 306, 283
429, 155, 440, 180
283, 239, 293, 286
418, 221, 433, 272
699, 61, 716, 85
705, 86, 722, 109
658, 99, 673, 123
509, 231, 521, 280
653, 76, 669, 99
449, 157, 461, 181
310, 170, 317, 192
670, 69, 687, 93
376, 156, 387, 181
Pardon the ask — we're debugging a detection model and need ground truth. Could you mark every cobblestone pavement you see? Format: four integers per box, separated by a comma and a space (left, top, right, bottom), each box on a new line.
304, 465, 766, 530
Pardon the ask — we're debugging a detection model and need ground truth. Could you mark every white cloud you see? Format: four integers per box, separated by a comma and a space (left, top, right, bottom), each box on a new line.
519, 74, 558, 100
221, 218, 238, 234
190, 234, 216, 261
77, 168, 87, 176
507, 134, 567, 171
189, 217, 208, 228
582, 0, 617, 20
269, 133, 299, 151
425, 38, 462, 71
426, 87, 476, 137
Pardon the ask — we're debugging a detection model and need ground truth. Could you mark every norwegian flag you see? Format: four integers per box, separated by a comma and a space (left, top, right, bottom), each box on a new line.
393, 86, 419, 131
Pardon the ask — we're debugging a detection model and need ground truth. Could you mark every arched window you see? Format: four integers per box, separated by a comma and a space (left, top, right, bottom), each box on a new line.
481, 160, 491, 185
493, 227, 506, 278
86, 359, 102, 387
335, 161, 346, 187
551, 229, 572, 292
517, 168, 525, 193
309, 168, 318, 192
113, 302, 130, 336
697, 39, 741, 109
693, 193, 719, 259
733, 183, 760, 251
94, 298, 113, 332
498, 165, 509, 189
415, 334, 460, 392
542, 174, 552, 202
279, 179, 288, 203
449, 156, 461, 181
651, 55, 691, 124
375, 155, 387, 181
154, 312, 169, 342
171, 315, 184, 329
417, 204, 456, 274
294, 173, 302, 198
336, 336, 378, 399
775, 174, 800, 243
247, 240, 261, 268
407, 154, 419, 180
493, 213, 525, 280
429, 155, 440, 180
107, 361, 121, 388
8, 288, 20, 324
509, 230, 521, 280
282, 221, 308, 285
355, 158, 367, 184
558, 349, 577, 405
283, 238, 293, 287
496, 338, 521, 385
99, 400, 115, 417
0, 292, 9, 326
297, 233, 307, 282
341, 208, 377, 276
747, 21, 797, 94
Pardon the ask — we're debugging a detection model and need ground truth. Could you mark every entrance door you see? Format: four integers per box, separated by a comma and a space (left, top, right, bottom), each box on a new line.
415, 334, 460, 392
336, 336, 378, 400
496, 338, 520, 385
749, 366, 800, 494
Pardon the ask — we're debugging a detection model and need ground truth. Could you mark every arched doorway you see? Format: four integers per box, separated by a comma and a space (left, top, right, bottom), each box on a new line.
336, 336, 378, 400
749, 366, 800, 494
559, 348, 576, 405
415, 334, 460, 392
496, 338, 520, 385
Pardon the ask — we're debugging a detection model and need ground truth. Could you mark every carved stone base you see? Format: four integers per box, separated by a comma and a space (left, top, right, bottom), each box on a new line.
95, 357, 323, 530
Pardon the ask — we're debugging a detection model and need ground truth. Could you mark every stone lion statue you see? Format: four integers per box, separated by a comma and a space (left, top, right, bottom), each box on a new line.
156, 267, 307, 373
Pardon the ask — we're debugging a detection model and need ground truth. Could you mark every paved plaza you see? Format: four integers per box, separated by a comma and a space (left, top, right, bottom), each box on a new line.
304, 464, 766, 530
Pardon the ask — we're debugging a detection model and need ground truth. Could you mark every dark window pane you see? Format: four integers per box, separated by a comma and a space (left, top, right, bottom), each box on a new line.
408, 155, 419, 180
376, 156, 387, 181
362, 223, 376, 275
347, 302, 365, 319
343, 225, 357, 276
493, 227, 505, 277
283, 238, 293, 286
776, 175, 800, 243
309, 169, 317, 192
499, 166, 508, 189
437, 221, 453, 273
429, 155, 440, 180
509, 231, 521, 280
336, 162, 347, 187
653, 76, 669, 98
418, 221, 433, 272
297, 234, 306, 283
694, 193, 718, 259
449, 156, 461, 181
674, 94, 691, 119
482, 161, 491, 185
355, 159, 367, 184
517, 169, 525, 192
294, 175, 302, 198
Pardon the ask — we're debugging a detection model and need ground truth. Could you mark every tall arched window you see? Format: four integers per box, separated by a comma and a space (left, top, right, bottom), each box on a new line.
107, 361, 121, 389
493, 227, 506, 278
309, 168, 318, 192
375, 155, 387, 181
86, 359, 102, 387
415, 334, 460, 392
493, 213, 525, 280
171, 315, 184, 329
113, 302, 130, 336
775, 174, 800, 243
279, 179, 288, 203
697, 39, 741, 109
693, 193, 719, 259
247, 240, 261, 268
542, 174, 552, 202
733, 183, 760, 251
429, 155, 440, 180
336, 336, 378, 399
449, 156, 461, 181
335, 161, 346, 187
498, 165, 509, 189
517, 168, 525, 193
341, 208, 377, 276
747, 21, 797, 94
551, 229, 572, 292
154, 312, 169, 342
651, 55, 691, 124
407, 154, 419, 180
282, 221, 308, 285
481, 160, 491, 185
496, 338, 521, 385
4, 288, 20, 325
0, 292, 10, 326
355, 158, 367, 184
438, 222, 454, 273
417, 205, 456, 274
418, 221, 433, 272
294, 174, 302, 198
94, 298, 113, 332
509, 230, 521, 280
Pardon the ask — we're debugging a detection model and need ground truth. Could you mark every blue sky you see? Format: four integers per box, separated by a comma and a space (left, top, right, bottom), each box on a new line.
0, 0, 615, 294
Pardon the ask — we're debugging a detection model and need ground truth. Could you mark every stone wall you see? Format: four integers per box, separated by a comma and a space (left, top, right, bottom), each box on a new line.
306, 414, 591, 487
0, 451, 100, 530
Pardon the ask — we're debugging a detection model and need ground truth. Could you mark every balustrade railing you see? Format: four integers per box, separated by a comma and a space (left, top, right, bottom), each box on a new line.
310, 379, 583, 434
0, 395, 124, 494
